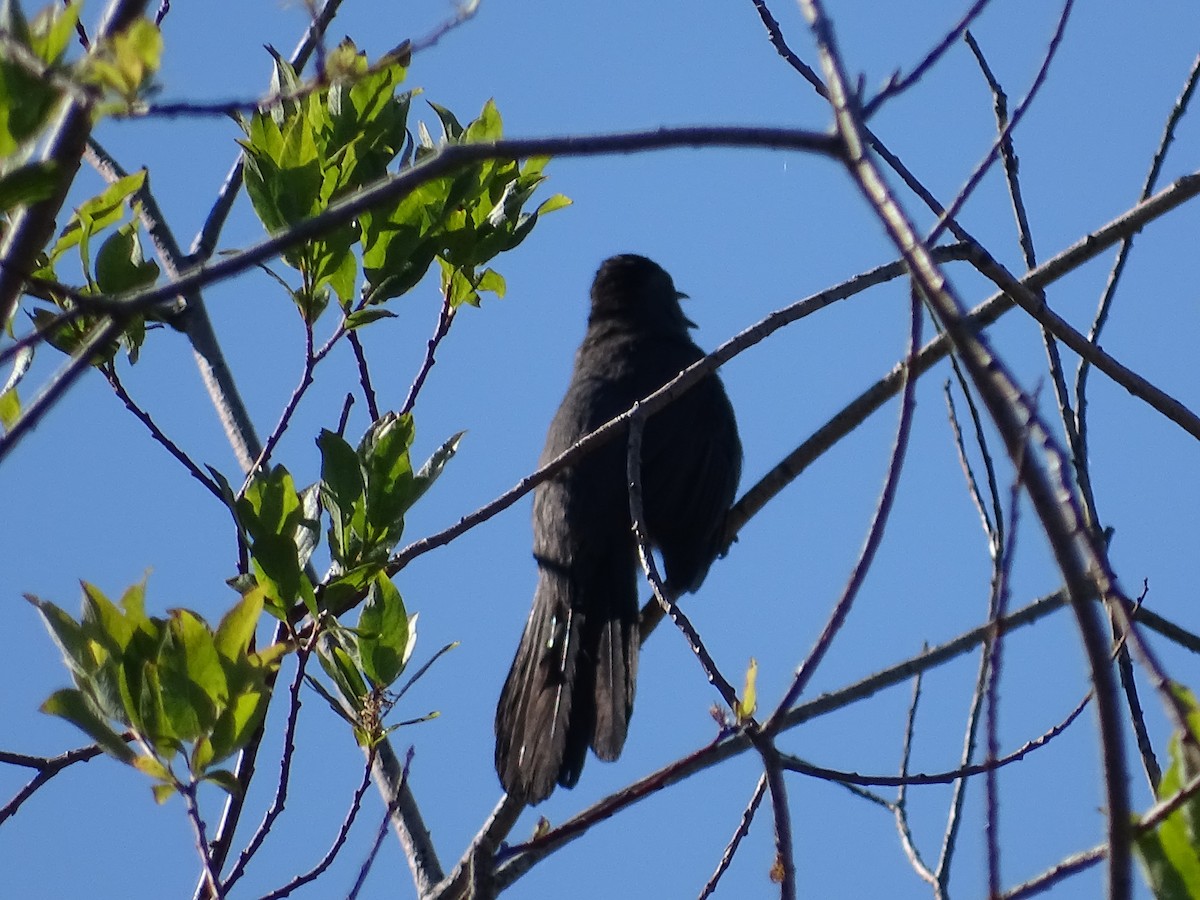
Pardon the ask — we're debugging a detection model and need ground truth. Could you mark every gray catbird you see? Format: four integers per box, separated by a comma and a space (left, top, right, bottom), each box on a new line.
495, 254, 742, 804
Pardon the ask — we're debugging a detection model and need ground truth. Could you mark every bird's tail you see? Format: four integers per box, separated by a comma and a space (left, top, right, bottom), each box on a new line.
495, 565, 638, 804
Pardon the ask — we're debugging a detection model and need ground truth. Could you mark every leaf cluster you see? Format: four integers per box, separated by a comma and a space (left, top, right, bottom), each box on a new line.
1135, 686, 1200, 898
238, 40, 569, 321
27, 169, 160, 363
225, 414, 461, 741
27, 581, 284, 802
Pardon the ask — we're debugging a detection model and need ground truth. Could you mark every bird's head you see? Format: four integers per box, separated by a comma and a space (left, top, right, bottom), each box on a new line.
588, 254, 696, 333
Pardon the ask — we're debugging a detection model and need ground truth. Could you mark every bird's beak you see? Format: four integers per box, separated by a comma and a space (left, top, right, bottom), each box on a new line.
675, 291, 698, 328
676, 290, 698, 326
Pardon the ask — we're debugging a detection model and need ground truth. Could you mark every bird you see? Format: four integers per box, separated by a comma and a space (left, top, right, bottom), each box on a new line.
494, 254, 742, 804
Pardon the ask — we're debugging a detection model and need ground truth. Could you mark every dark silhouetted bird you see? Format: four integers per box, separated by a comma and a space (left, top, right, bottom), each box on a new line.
495, 254, 742, 804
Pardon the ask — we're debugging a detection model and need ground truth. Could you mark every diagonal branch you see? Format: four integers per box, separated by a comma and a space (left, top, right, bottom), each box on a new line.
0, 0, 152, 328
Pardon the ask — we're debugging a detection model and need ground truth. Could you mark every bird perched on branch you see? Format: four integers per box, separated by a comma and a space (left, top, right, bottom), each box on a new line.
495, 254, 742, 804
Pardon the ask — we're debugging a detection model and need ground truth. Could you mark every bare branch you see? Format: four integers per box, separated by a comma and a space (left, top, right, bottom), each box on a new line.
1073, 52, 1200, 526
219, 644, 315, 892
764, 281, 922, 728
258, 745, 380, 900
894, 669, 938, 890
863, 0, 995, 116
347, 330, 380, 422
401, 288, 455, 416
0, 0, 153, 327
103, 365, 222, 499
698, 775, 767, 900
0, 744, 107, 825
795, 4, 1132, 895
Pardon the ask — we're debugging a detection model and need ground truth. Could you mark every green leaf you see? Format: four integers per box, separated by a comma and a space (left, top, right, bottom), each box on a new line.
26, 593, 92, 680
0, 51, 60, 156
132, 658, 181, 752
427, 101, 464, 141
1136, 822, 1198, 900
208, 687, 269, 767
239, 466, 315, 614
304, 674, 358, 726
321, 563, 380, 617
41, 688, 136, 763
735, 658, 758, 723
359, 176, 453, 303
318, 429, 367, 567
214, 588, 264, 661
0, 0, 32, 46
191, 735, 213, 773
316, 629, 369, 706
203, 769, 242, 797
265, 44, 302, 105
344, 307, 398, 331
82, 581, 146, 719
475, 268, 506, 299
132, 753, 172, 783
163, 609, 226, 717
0, 386, 18, 430
28, 1, 81, 65
0, 161, 58, 212
312, 231, 358, 306
51, 170, 147, 281
409, 430, 464, 508
464, 98, 503, 143
1134, 683, 1200, 898
357, 574, 409, 689
82, 17, 162, 102
94, 221, 159, 294
360, 412, 415, 550
536, 193, 573, 215
151, 783, 175, 804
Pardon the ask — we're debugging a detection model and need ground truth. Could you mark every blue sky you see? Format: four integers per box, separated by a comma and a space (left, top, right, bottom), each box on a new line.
4, 1, 1200, 898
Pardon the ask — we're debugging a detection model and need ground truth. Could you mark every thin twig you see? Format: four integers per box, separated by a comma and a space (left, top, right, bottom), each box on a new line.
783, 689, 1089, 789
349, 748, 413, 900
927, 1, 1075, 246
0, 744, 107, 824
401, 288, 455, 416
984, 458, 1025, 897
182, 781, 223, 898
746, 0, 827, 95
103, 365, 222, 498
258, 745, 379, 900
1074, 52, 1200, 529
494, 590, 1074, 891
764, 281, 922, 729
943, 382, 996, 547
240, 324, 316, 488
797, 3, 1131, 895
934, 523, 1002, 890
1114, 609, 1161, 793
964, 28, 1083, 527
862, 0, 995, 116
760, 748, 794, 900
219, 643, 314, 892
347, 330, 380, 421
626, 405, 739, 709
698, 776, 767, 900
894, 668, 937, 889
